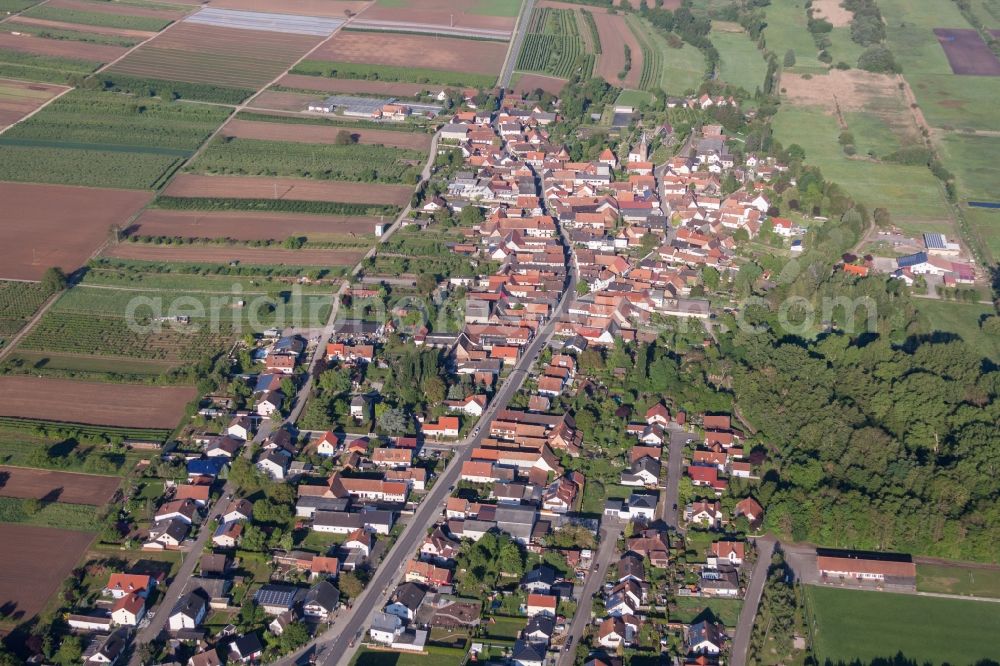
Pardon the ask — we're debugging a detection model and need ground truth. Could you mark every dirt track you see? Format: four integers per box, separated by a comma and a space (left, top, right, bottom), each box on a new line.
165, 173, 413, 205
0, 376, 195, 429
0, 524, 93, 623
0, 182, 151, 281
0, 466, 121, 505
223, 118, 433, 150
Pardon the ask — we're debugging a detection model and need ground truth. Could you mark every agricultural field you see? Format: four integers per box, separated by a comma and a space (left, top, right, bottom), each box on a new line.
273, 73, 432, 97
0, 524, 94, 623
0, 48, 102, 84
205, 0, 366, 18
0, 89, 230, 189
0, 31, 128, 64
106, 19, 330, 103
916, 561, 1000, 598
17, 282, 331, 372
512, 72, 567, 96
187, 136, 424, 184
303, 31, 505, 85
104, 242, 367, 268
515, 7, 593, 81
772, 106, 951, 232
0, 375, 196, 428
712, 24, 769, 93
625, 13, 705, 95
0, 466, 120, 505
19, 0, 186, 32
879, 0, 1000, 132
163, 173, 412, 207
0, 280, 55, 347
221, 118, 433, 151
356, 0, 521, 33
589, 6, 643, 89
129, 209, 383, 242
0, 182, 151, 281
937, 132, 1000, 203
961, 206, 1000, 262
806, 585, 1000, 665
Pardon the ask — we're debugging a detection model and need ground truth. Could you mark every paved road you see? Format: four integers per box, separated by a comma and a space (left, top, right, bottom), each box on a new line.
730, 535, 776, 666
497, 0, 535, 89
556, 520, 623, 666
273, 250, 577, 666
661, 425, 687, 530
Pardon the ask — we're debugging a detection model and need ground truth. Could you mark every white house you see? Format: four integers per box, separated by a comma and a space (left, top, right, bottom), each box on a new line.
257, 390, 283, 418
370, 612, 403, 644
168, 591, 207, 631
110, 594, 145, 627
315, 431, 340, 457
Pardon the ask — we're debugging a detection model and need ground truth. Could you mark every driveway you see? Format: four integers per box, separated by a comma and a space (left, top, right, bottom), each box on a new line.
730, 535, 776, 666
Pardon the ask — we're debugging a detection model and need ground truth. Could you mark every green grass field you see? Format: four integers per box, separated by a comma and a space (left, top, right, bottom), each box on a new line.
771, 105, 953, 231
616, 89, 654, 107
626, 14, 705, 94
879, 0, 1000, 132
938, 132, 1000, 201
961, 206, 1000, 262
969, 0, 1000, 28
764, 0, 826, 72
0, 49, 101, 84
712, 28, 769, 93
806, 586, 1000, 665
917, 562, 1000, 598
915, 300, 999, 362
672, 596, 743, 627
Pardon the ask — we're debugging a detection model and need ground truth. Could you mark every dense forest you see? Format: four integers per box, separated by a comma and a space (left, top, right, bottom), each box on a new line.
718, 276, 999, 561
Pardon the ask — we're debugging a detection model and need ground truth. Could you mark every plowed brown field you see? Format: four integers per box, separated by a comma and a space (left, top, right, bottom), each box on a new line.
313, 31, 505, 75
0, 78, 67, 128
0, 376, 195, 428
0, 466, 120, 505
0, 182, 151, 281
0, 525, 93, 623
165, 173, 413, 205
222, 118, 433, 150
592, 10, 643, 89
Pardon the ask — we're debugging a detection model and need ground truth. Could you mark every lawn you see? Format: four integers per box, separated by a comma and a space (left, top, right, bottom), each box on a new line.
351, 645, 468, 666
770, 105, 953, 231
483, 614, 526, 640
806, 585, 1000, 665
672, 596, 742, 627
712, 28, 769, 93
917, 562, 1000, 598
616, 89, 654, 107
915, 300, 999, 362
